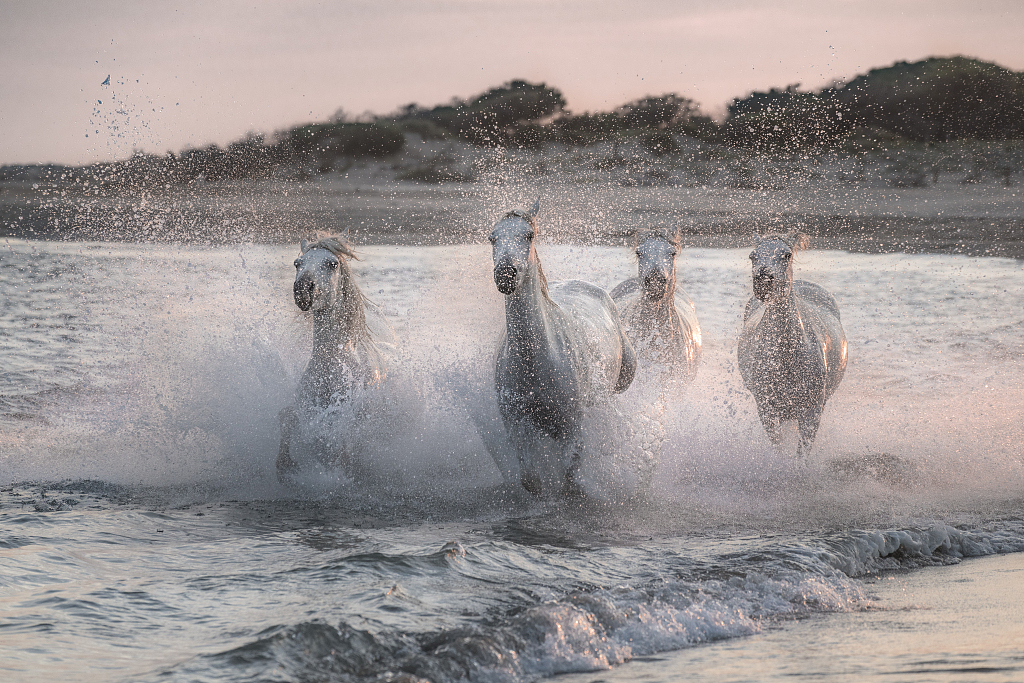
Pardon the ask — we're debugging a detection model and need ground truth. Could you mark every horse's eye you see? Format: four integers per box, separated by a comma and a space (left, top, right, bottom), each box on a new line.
488, 233, 497, 244
525, 231, 535, 241
749, 253, 756, 261
293, 259, 301, 268
326, 260, 339, 269
635, 249, 642, 257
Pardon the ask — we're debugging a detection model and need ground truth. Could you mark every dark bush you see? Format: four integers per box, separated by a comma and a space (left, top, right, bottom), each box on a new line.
507, 123, 557, 150
468, 80, 566, 130
394, 118, 451, 140
396, 166, 473, 183
552, 113, 623, 146
288, 122, 406, 159
618, 94, 701, 129
724, 85, 851, 152
391, 80, 566, 147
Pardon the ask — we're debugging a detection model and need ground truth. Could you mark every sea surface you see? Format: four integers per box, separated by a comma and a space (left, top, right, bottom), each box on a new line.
2, 237, 1023, 682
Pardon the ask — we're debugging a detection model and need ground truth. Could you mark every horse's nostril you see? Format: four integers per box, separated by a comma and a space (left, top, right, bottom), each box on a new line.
494, 259, 517, 295
294, 278, 316, 310
643, 271, 668, 297
753, 270, 776, 300
644, 271, 667, 286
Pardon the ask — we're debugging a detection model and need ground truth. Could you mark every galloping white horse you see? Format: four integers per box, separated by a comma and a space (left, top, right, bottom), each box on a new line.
611, 228, 702, 381
277, 236, 396, 481
738, 233, 847, 455
490, 200, 637, 496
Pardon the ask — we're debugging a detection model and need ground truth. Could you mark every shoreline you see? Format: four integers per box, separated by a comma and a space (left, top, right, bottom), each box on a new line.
2, 164, 1022, 258
554, 551, 1024, 683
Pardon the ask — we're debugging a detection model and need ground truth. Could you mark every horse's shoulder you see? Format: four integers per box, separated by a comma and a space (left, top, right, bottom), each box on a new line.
743, 296, 764, 323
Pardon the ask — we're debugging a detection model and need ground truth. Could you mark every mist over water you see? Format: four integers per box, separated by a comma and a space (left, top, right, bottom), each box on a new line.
2, 234, 1023, 682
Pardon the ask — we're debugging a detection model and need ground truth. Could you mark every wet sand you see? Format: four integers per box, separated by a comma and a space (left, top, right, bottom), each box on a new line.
3, 141, 1023, 258
558, 552, 1024, 683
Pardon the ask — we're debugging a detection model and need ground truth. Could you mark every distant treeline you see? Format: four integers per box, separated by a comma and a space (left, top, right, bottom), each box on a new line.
722, 56, 1024, 152
3, 56, 1022, 186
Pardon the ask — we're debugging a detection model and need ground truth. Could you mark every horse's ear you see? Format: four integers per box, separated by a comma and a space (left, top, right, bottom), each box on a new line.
792, 232, 811, 251
673, 224, 684, 248
300, 238, 310, 253
526, 197, 541, 220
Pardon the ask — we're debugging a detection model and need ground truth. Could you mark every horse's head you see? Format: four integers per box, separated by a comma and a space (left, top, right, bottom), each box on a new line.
749, 233, 809, 303
292, 237, 358, 312
635, 228, 680, 300
489, 199, 541, 296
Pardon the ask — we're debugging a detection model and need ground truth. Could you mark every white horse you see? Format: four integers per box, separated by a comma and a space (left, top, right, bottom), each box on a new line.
277, 236, 396, 481
490, 200, 637, 497
738, 233, 847, 456
610, 228, 702, 382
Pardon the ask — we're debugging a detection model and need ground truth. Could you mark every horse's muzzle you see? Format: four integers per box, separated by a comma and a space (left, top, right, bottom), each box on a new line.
294, 277, 316, 311
752, 270, 775, 301
494, 258, 518, 295
642, 270, 669, 299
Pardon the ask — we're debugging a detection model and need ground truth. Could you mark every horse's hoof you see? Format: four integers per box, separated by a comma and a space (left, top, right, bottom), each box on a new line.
279, 407, 299, 431
561, 472, 586, 500
276, 452, 297, 481
520, 471, 542, 496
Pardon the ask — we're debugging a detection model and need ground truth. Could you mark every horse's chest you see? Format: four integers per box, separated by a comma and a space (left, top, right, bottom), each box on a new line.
496, 350, 581, 439
300, 354, 367, 408
742, 332, 824, 402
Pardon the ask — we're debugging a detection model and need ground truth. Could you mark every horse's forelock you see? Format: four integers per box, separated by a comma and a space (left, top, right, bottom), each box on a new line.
759, 232, 811, 253
639, 228, 680, 247
301, 236, 359, 260
504, 210, 538, 230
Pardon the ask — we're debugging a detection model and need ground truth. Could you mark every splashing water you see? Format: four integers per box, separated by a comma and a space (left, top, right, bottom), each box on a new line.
1, 237, 1023, 682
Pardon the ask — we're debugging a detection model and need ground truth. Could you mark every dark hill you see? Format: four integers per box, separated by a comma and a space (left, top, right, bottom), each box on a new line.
833, 56, 1024, 142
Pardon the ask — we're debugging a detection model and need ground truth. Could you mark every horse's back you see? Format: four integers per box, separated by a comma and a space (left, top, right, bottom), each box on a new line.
550, 279, 635, 393
550, 279, 620, 330
794, 280, 841, 320
610, 277, 640, 302
364, 299, 398, 346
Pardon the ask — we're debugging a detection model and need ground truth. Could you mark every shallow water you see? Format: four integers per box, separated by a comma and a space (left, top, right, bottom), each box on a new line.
1, 237, 1023, 682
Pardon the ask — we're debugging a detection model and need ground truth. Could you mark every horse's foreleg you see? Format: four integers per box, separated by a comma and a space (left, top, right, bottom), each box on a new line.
508, 423, 542, 496
561, 440, 585, 500
613, 327, 638, 393
520, 451, 542, 496
755, 401, 782, 445
277, 407, 300, 481
797, 406, 823, 457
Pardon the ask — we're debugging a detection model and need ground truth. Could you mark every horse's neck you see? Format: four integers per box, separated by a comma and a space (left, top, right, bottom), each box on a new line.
637, 275, 676, 323
311, 296, 364, 359
761, 288, 805, 352
504, 261, 556, 352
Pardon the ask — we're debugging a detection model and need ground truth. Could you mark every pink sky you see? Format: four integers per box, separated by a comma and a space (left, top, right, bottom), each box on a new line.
2, 0, 1022, 165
